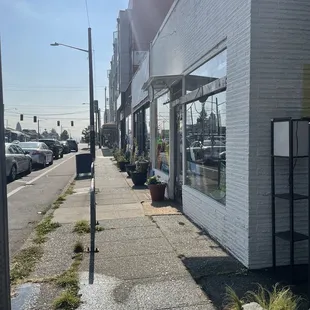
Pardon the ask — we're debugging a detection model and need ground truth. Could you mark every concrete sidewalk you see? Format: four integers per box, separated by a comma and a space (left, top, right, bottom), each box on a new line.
13, 148, 277, 309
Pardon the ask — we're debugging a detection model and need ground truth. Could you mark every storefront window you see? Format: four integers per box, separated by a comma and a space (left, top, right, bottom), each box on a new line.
185, 91, 226, 204
145, 106, 150, 156
156, 93, 170, 174
186, 49, 227, 92
125, 115, 132, 152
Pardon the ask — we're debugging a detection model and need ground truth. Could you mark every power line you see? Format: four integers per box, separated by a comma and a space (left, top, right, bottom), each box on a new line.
5, 110, 89, 116
84, 0, 91, 27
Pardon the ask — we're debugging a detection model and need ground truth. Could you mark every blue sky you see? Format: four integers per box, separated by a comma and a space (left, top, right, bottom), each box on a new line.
0, 0, 127, 139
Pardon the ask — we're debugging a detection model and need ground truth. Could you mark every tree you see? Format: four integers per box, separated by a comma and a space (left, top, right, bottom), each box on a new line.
50, 128, 59, 140
60, 130, 69, 141
82, 126, 90, 144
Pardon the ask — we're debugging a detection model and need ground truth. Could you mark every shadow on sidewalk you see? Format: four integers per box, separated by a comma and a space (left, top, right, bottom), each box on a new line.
101, 147, 113, 157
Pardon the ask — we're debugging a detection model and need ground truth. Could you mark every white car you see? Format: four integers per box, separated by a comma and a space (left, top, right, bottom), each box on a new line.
5, 143, 32, 181
18, 142, 53, 168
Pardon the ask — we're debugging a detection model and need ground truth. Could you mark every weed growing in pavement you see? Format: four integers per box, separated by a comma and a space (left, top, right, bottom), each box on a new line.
52, 181, 76, 209
33, 214, 61, 244
73, 240, 84, 253
10, 246, 43, 284
225, 284, 302, 310
53, 253, 83, 309
73, 220, 90, 234
73, 220, 104, 234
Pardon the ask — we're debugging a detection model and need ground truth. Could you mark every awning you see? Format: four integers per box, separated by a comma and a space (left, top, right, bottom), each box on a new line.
142, 74, 183, 92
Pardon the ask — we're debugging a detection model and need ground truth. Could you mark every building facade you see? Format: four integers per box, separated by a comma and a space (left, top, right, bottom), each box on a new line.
108, 0, 175, 150
130, 0, 310, 269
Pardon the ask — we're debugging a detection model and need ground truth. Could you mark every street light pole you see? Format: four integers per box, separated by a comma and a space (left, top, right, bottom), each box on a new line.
0, 39, 12, 310
50, 27, 95, 160
88, 28, 95, 160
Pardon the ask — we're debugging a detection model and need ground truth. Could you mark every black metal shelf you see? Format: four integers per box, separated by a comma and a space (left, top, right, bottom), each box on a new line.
273, 155, 308, 159
276, 231, 308, 242
274, 193, 308, 200
271, 118, 310, 285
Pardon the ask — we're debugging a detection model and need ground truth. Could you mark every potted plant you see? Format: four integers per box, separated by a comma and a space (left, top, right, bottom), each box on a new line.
135, 152, 150, 174
131, 159, 148, 186
117, 150, 130, 172
125, 139, 138, 177
147, 175, 167, 201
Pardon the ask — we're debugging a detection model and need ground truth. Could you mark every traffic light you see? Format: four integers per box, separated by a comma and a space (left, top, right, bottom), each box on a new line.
20, 114, 23, 121
57, 121, 60, 126
71, 121, 74, 127
33, 116, 37, 123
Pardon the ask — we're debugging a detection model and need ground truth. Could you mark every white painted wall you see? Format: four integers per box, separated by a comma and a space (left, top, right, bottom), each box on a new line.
150, 0, 252, 267
248, 0, 310, 269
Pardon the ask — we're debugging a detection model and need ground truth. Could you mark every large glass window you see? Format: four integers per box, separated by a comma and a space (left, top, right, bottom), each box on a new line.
156, 93, 170, 174
186, 49, 227, 92
145, 106, 150, 156
185, 91, 226, 204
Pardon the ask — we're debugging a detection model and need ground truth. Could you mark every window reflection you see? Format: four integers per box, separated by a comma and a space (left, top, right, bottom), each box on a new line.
156, 93, 170, 174
186, 49, 227, 92
185, 91, 226, 204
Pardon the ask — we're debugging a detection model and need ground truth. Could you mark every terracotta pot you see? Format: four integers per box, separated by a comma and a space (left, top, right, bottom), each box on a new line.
119, 161, 130, 172
148, 183, 166, 201
131, 171, 147, 186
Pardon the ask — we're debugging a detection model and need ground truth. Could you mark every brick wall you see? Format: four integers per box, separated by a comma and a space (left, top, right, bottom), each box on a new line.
248, 0, 310, 269
151, 0, 252, 267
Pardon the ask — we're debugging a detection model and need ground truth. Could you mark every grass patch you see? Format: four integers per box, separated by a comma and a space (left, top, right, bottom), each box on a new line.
10, 246, 43, 284
73, 220, 90, 234
52, 181, 76, 209
73, 220, 104, 234
33, 214, 61, 244
225, 284, 302, 310
53, 253, 83, 309
53, 290, 81, 309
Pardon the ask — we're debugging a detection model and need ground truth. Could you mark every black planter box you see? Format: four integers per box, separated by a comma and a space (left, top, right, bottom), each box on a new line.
125, 164, 136, 177
131, 171, 147, 186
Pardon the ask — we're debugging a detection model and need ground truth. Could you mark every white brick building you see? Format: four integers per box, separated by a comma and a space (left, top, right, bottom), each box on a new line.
131, 0, 310, 269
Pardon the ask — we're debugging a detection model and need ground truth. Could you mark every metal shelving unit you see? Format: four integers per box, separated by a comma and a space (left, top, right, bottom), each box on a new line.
271, 117, 310, 283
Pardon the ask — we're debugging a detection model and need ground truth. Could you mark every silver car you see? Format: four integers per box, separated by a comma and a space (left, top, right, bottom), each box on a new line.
5, 143, 32, 181
18, 142, 53, 168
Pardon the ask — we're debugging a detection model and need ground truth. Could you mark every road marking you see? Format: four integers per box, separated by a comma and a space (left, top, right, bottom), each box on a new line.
7, 154, 77, 198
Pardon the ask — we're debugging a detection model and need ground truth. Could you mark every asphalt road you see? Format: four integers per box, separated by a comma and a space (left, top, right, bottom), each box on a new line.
7, 147, 87, 258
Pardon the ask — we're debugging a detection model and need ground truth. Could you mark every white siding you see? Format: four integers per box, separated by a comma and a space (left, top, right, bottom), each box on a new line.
248, 0, 310, 269
151, 0, 252, 267
132, 53, 149, 109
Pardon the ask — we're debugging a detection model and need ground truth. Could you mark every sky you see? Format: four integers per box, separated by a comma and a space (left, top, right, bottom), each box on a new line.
0, 0, 128, 139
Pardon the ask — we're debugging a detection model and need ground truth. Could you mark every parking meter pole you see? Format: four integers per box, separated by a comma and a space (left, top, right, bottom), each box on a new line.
0, 40, 12, 310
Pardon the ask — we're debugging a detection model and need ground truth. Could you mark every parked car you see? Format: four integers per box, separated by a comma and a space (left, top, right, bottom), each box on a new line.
19, 141, 53, 168
39, 139, 63, 159
67, 139, 78, 152
5, 143, 32, 181
60, 141, 69, 154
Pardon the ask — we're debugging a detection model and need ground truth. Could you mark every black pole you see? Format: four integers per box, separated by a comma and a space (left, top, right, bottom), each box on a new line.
271, 120, 276, 271
88, 28, 95, 161
0, 39, 12, 310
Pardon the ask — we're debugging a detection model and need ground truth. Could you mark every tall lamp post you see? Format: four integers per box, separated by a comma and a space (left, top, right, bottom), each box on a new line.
0, 40, 12, 309
50, 28, 95, 160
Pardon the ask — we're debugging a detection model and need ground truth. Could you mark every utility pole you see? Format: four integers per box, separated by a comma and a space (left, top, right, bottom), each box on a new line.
98, 108, 101, 148
0, 40, 12, 310
104, 86, 107, 124
88, 28, 95, 160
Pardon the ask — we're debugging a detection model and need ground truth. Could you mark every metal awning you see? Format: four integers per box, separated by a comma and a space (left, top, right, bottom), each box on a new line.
142, 74, 183, 91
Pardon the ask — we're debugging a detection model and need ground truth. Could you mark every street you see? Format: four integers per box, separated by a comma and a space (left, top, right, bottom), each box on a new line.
7, 148, 84, 258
